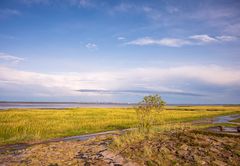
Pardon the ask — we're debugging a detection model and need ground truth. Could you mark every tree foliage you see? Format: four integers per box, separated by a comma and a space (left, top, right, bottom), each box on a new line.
135, 94, 166, 132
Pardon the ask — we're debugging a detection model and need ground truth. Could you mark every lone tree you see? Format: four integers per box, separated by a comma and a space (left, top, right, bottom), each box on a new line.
135, 94, 166, 132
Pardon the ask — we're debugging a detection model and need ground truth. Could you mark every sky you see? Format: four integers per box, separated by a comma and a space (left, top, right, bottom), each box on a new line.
0, 0, 240, 104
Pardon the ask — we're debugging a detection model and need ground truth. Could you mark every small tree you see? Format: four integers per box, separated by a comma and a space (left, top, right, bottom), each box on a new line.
135, 94, 166, 132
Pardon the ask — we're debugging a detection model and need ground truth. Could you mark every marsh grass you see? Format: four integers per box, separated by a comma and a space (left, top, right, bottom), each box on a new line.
0, 106, 239, 145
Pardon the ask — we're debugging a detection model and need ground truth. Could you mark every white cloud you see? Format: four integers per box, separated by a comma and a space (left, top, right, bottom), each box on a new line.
127, 37, 155, 45
189, 35, 217, 43
126, 37, 190, 47
126, 34, 238, 47
85, 43, 97, 49
159, 38, 190, 47
190, 34, 237, 43
0, 53, 24, 64
216, 35, 237, 42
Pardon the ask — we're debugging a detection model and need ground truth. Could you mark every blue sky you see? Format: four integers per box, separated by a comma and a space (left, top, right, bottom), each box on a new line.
0, 0, 240, 104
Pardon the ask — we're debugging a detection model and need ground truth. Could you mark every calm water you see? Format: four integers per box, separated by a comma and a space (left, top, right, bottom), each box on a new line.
0, 102, 134, 110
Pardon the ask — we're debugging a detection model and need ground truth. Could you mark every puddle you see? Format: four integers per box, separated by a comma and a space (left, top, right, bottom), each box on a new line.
213, 114, 240, 123
206, 114, 240, 134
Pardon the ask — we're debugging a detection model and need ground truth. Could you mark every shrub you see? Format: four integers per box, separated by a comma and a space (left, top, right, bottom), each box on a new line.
135, 94, 166, 132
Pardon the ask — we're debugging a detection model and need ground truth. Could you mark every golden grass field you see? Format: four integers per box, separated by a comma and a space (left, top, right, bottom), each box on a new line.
0, 106, 239, 145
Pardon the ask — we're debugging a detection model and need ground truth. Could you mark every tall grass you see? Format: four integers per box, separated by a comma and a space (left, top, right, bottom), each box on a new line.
0, 106, 239, 145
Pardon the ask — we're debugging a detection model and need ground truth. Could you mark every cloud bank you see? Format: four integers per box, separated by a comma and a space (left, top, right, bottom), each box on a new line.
1, 65, 239, 100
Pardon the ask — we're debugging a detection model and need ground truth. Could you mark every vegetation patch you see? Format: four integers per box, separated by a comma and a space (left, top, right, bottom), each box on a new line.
0, 106, 239, 145
111, 129, 240, 166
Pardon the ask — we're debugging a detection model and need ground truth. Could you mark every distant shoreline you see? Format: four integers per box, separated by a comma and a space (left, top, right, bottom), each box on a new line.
0, 102, 135, 110
0, 101, 135, 105
0, 101, 239, 106
0, 102, 240, 110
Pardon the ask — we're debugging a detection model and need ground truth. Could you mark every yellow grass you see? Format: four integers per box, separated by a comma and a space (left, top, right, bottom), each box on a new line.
0, 106, 239, 145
